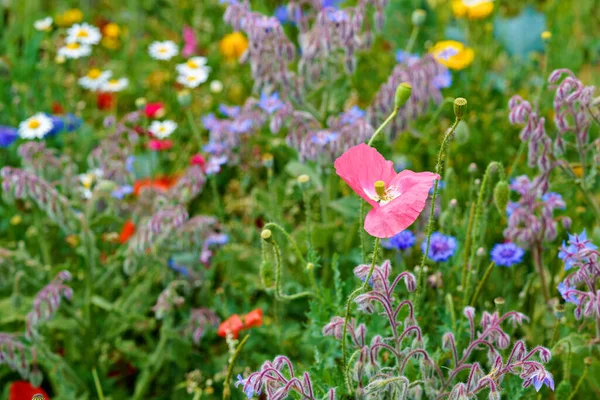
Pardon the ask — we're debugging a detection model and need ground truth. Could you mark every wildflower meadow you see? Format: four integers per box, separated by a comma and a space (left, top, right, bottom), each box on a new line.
2, 0, 600, 399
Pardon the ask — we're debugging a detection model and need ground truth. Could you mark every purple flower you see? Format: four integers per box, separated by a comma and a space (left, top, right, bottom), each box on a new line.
202, 113, 221, 131
433, 69, 452, 89
490, 242, 525, 267
557, 282, 579, 305
206, 233, 229, 246
396, 50, 420, 65
230, 119, 253, 134
125, 156, 135, 173
310, 131, 338, 145
421, 232, 457, 262
0, 125, 18, 147
258, 92, 284, 114
532, 371, 554, 392
235, 374, 255, 398
383, 230, 416, 251
506, 201, 519, 217
205, 155, 228, 175
558, 229, 598, 270
541, 192, 566, 210
111, 185, 133, 199
218, 104, 241, 118
203, 141, 226, 155
339, 106, 366, 125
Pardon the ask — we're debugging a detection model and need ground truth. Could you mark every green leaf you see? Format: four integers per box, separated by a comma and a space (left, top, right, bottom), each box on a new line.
328, 196, 361, 219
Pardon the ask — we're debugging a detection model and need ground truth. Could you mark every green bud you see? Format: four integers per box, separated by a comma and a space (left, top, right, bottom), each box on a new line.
411, 9, 427, 26
453, 97, 467, 120
261, 229, 272, 240
394, 83, 412, 109
454, 120, 470, 144
177, 90, 192, 108
493, 180, 509, 215
95, 180, 118, 193
554, 304, 565, 319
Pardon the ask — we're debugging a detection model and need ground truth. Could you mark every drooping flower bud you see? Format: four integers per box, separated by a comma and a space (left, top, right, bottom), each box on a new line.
394, 83, 412, 109
453, 97, 467, 120
261, 229, 272, 240
493, 180, 510, 215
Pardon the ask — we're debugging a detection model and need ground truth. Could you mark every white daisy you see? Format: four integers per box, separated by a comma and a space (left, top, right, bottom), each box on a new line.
101, 78, 129, 92
66, 23, 101, 45
57, 41, 92, 59
149, 40, 179, 60
78, 69, 112, 91
210, 80, 223, 93
34, 17, 53, 32
175, 57, 209, 75
18, 113, 53, 140
78, 169, 103, 199
177, 68, 209, 89
149, 120, 177, 139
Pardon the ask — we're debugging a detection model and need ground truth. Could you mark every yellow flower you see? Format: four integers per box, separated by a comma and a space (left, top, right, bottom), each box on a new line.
452, 0, 494, 20
10, 215, 22, 225
103, 23, 120, 38
55, 8, 83, 27
219, 32, 248, 61
429, 40, 474, 70
65, 234, 80, 248
101, 37, 120, 50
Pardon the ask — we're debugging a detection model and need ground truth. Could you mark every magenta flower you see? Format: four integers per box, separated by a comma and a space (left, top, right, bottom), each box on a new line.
182, 25, 197, 57
334, 144, 439, 238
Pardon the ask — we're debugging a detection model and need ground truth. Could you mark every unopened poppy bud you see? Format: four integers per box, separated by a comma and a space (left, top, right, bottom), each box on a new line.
493, 180, 509, 215
374, 180, 386, 197
261, 229, 272, 240
297, 174, 310, 184
177, 90, 192, 107
394, 83, 412, 109
411, 9, 426, 26
453, 97, 467, 120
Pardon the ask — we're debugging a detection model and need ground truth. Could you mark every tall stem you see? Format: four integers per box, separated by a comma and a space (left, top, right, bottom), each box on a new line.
532, 241, 550, 303
414, 118, 460, 313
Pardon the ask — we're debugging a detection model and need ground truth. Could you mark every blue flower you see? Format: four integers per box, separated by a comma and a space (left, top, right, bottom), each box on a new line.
396, 50, 420, 64
557, 282, 579, 305
218, 104, 240, 118
125, 156, 136, 173
202, 113, 220, 131
258, 92, 284, 114
111, 185, 133, 199
203, 141, 226, 155
506, 201, 519, 217
383, 230, 416, 251
558, 229, 598, 270
490, 242, 525, 267
433, 69, 452, 89
46, 113, 82, 137
339, 106, 365, 124
310, 131, 338, 145
205, 155, 229, 175
532, 372, 554, 392
206, 233, 229, 247
229, 119, 253, 134
275, 6, 291, 24
421, 232, 457, 262
0, 125, 18, 147
167, 258, 190, 277
541, 192, 566, 210
235, 374, 256, 398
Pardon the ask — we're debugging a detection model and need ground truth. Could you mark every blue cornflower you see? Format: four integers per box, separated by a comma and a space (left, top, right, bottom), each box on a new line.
421, 232, 457, 262
258, 92, 284, 114
111, 185, 133, 200
490, 242, 525, 267
46, 113, 82, 136
0, 125, 18, 147
167, 258, 190, 277
557, 282, 579, 305
339, 106, 365, 124
383, 230, 416, 251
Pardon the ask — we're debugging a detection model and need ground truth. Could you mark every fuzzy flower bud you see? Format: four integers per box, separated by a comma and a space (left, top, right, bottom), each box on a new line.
394, 83, 412, 109
177, 90, 192, 108
493, 180, 510, 215
411, 9, 427, 26
453, 97, 467, 120
261, 229, 272, 240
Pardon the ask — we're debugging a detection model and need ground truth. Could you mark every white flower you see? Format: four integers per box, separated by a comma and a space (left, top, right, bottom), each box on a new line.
66, 23, 101, 45
34, 17, 53, 32
57, 42, 92, 59
78, 169, 103, 199
78, 69, 112, 91
175, 57, 208, 75
210, 80, 223, 93
18, 113, 53, 140
149, 120, 177, 139
149, 41, 179, 60
177, 68, 209, 89
101, 78, 129, 92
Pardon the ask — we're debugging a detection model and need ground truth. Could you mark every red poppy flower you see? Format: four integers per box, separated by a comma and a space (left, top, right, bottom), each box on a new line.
9, 381, 50, 400
119, 220, 135, 244
51, 101, 65, 115
148, 139, 173, 151
133, 176, 178, 196
144, 102, 165, 119
243, 308, 263, 329
218, 314, 244, 338
97, 92, 114, 110
190, 154, 206, 169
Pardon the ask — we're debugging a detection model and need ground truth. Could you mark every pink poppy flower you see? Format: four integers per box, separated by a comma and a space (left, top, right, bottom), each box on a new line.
334, 144, 439, 238
148, 139, 173, 151
182, 25, 197, 57
144, 102, 165, 119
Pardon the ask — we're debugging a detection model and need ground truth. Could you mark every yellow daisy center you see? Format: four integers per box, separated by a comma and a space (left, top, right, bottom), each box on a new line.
87, 68, 102, 79
66, 42, 80, 50
109, 79, 119, 85
159, 47, 167, 53
187, 76, 196, 82
28, 119, 41, 129
159, 126, 166, 132
186, 60, 198, 68
77, 29, 89, 38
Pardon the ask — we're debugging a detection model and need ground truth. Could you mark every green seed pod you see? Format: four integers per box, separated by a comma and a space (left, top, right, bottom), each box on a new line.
177, 90, 192, 108
411, 9, 427, 26
394, 83, 412, 109
493, 180, 510, 215
453, 97, 467, 120
555, 380, 572, 399
454, 120, 470, 144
